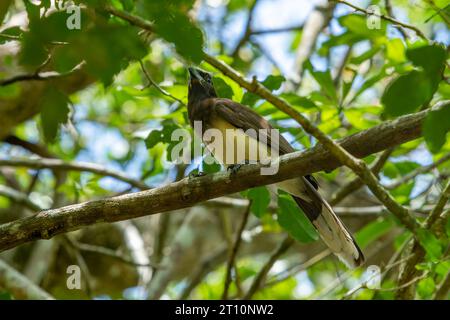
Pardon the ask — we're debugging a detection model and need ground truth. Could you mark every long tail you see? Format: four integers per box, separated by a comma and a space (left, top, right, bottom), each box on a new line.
292, 179, 364, 268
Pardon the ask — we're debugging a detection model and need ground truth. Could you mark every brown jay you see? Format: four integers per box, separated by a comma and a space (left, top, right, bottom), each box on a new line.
187, 67, 364, 268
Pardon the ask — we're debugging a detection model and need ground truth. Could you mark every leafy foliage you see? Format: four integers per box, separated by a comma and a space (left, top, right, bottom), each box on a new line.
381, 44, 447, 117
277, 193, 318, 243
0, 0, 448, 301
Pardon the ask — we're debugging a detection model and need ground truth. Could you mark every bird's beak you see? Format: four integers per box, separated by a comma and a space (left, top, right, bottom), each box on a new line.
188, 67, 203, 81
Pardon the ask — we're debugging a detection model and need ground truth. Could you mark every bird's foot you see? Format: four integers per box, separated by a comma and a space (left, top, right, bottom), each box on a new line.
188, 169, 207, 179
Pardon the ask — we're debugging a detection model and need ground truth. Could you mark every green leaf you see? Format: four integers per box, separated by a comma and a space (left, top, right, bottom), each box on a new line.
241, 92, 260, 107
305, 62, 338, 104
406, 43, 447, 76
339, 14, 386, 38
383, 160, 421, 179
382, 44, 447, 117
262, 75, 285, 91
416, 228, 443, 261
381, 70, 434, 117
39, 89, 70, 143
20, 32, 48, 67
280, 94, 319, 110
435, 260, 450, 277
212, 77, 233, 99
247, 186, 270, 218
319, 32, 360, 56
241, 75, 285, 106
417, 277, 435, 299
138, 1, 204, 63
0, 26, 22, 44
355, 217, 395, 249
145, 130, 165, 149
201, 159, 221, 173
120, 0, 135, 11
423, 103, 450, 153
145, 120, 180, 149
350, 46, 380, 64
277, 194, 318, 243
353, 69, 386, 102
0, 0, 13, 25
0, 291, 12, 300
0, 82, 21, 99
385, 38, 406, 64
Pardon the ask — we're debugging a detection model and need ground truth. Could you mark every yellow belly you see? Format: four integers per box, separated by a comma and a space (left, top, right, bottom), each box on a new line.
203, 117, 273, 165
200, 117, 306, 197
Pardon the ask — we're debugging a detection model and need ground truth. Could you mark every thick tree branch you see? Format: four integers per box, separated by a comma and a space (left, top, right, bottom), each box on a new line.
38, 8, 426, 238
0, 104, 445, 252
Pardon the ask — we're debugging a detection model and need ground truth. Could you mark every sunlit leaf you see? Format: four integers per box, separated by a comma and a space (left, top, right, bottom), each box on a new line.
39, 88, 70, 143
277, 193, 318, 243
423, 103, 450, 153
416, 228, 443, 261
212, 77, 233, 99
247, 186, 270, 218
417, 277, 435, 299
355, 217, 395, 249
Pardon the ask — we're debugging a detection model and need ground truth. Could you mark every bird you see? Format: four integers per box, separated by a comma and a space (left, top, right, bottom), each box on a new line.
186, 67, 364, 268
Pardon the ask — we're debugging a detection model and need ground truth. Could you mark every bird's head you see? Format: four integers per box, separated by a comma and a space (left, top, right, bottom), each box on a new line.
187, 67, 217, 102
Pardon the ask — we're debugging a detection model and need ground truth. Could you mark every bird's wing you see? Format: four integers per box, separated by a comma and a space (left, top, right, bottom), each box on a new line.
211, 98, 363, 267
212, 98, 295, 155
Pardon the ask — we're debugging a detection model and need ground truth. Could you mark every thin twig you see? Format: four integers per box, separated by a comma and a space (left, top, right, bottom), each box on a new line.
138, 60, 185, 106
384, 0, 409, 39
434, 270, 450, 300
244, 235, 294, 299
386, 153, 450, 190
0, 61, 85, 87
251, 24, 304, 35
73, 241, 159, 268
222, 202, 252, 299
179, 246, 228, 299
424, 0, 450, 26
230, 0, 260, 57
425, 180, 450, 228
330, 148, 394, 206
0, 157, 149, 190
265, 249, 331, 288
334, 0, 427, 39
